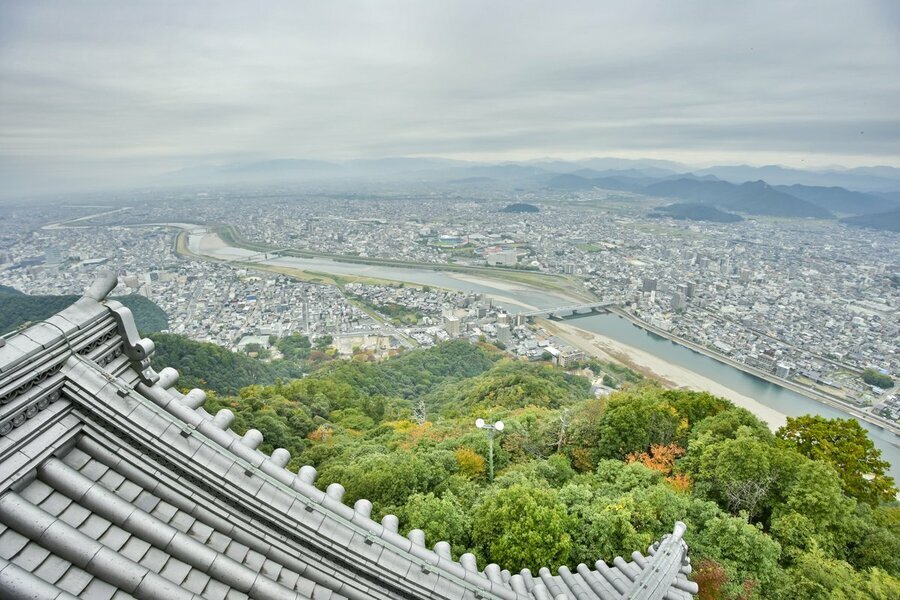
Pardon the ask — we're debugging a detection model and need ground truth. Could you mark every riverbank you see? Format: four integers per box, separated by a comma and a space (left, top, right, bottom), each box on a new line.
606, 307, 900, 437
538, 317, 789, 430
215, 223, 592, 301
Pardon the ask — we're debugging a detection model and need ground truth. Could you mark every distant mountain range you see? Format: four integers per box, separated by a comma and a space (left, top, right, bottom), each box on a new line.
153, 156, 900, 221
645, 179, 834, 218
772, 184, 897, 216
691, 164, 900, 192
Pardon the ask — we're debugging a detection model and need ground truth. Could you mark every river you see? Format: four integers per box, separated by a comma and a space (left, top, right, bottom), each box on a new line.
184, 227, 900, 479
187, 231, 572, 311
570, 312, 900, 481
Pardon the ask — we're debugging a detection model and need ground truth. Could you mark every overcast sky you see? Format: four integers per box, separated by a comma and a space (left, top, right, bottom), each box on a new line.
1, 1, 898, 194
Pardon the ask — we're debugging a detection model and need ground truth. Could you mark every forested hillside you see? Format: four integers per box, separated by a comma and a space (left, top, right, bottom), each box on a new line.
177, 341, 900, 599
0, 286, 169, 333
148, 333, 306, 395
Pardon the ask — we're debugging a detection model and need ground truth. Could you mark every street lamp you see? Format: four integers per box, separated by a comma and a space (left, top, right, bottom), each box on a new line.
475, 418, 504, 481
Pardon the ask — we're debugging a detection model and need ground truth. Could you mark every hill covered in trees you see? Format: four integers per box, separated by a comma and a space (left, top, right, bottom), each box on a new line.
0, 286, 169, 334
501, 202, 539, 213
148, 333, 307, 395
176, 340, 900, 599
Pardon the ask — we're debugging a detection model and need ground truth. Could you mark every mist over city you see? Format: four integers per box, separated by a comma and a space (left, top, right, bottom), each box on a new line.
1, 2, 899, 599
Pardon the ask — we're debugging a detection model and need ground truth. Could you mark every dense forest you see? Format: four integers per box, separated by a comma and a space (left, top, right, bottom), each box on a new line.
168, 340, 900, 599
149, 333, 308, 395
862, 368, 895, 390
0, 285, 169, 333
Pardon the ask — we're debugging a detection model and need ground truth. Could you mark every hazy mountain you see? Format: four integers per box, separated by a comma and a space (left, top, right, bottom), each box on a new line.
729, 181, 833, 218
774, 184, 899, 216
546, 173, 595, 190
644, 178, 736, 203
155, 157, 900, 195
451, 164, 549, 180
841, 207, 900, 233
446, 176, 497, 184
694, 164, 900, 192
568, 157, 687, 174
651, 203, 743, 223
546, 173, 652, 192
529, 157, 685, 177
645, 178, 834, 218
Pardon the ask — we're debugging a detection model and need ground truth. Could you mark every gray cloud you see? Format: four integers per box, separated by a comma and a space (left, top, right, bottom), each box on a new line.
1, 0, 898, 195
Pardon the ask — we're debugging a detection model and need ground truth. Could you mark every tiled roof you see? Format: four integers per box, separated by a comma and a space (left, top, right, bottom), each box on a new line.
0, 273, 698, 600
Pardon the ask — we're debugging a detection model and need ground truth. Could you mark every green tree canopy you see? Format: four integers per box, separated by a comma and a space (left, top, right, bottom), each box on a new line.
777, 415, 896, 505
400, 492, 471, 558
471, 484, 573, 573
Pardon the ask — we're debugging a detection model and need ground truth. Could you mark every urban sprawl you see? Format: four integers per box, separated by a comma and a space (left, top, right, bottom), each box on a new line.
1, 186, 897, 422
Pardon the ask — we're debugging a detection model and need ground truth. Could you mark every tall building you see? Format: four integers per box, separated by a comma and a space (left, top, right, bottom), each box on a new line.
496, 323, 512, 345
43, 246, 65, 266
642, 277, 657, 293
444, 315, 461, 336
0, 275, 699, 600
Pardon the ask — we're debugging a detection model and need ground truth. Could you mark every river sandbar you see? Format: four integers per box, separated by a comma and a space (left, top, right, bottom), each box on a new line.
541, 318, 788, 430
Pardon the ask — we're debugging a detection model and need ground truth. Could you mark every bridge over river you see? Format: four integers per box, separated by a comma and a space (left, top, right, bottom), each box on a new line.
518, 301, 619, 318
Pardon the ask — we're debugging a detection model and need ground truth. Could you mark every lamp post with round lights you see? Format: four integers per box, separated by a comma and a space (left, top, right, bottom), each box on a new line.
475, 418, 504, 481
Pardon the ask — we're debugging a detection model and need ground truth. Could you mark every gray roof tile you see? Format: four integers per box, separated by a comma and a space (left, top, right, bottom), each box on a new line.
0, 528, 29, 559
168, 509, 196, 533
132, 490, 161, 514
276, 567, 300, 591
55, 564, 95, 596
137, 546, 169, 572
206, 530, 232, 553
157, 557, 193, 586
202, 577, 231, 600
20, 479, 55, 505
58, 503, 92, 528
38, 491, 73, 517
186, 519, 214, 544
241, 549, 266, 572
149, 500, 178, 524
76, 514, 112, 540
12, 542, 51, 571
78, 458, 111, 482
60, 447, 91, 472
118, 537, 151, 563
32, 554, 71, 585
97, 525, 132, 552
260, 558, 284, 581
80, 577, 118, 600
115, 480, 143, 503
181, 568, 211, 594
97, 469, 127, 491
224, 588, 250, 600
223, 540, 250, 564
